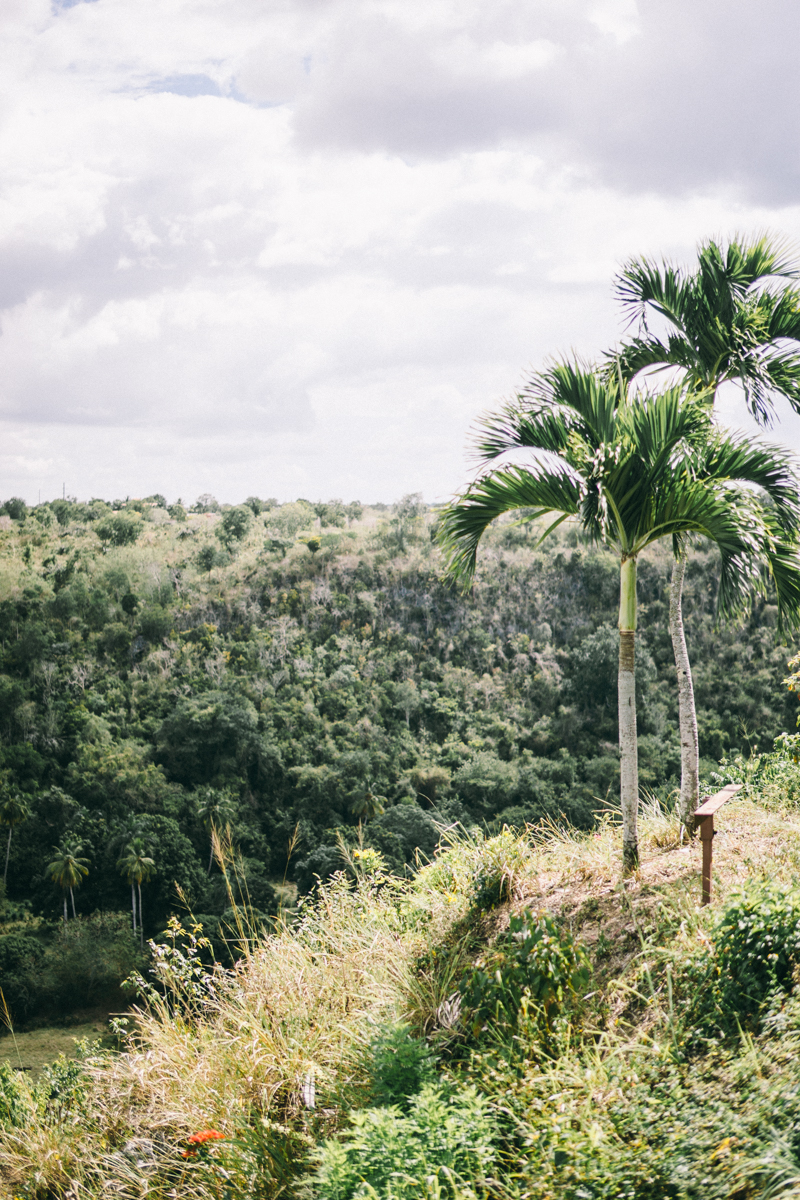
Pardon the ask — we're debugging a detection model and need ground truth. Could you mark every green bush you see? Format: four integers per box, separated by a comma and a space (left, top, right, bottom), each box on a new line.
459, 910, 590, 1040
218, 505, 253, 547
0, 1059, 32, 1127
0, 933, 46, 1019
95, 514, 142, 548
312, 1083, 498, 1200
685, 881, 800, 1042
366, 1022, 438, 1108
196, 545, 230, 572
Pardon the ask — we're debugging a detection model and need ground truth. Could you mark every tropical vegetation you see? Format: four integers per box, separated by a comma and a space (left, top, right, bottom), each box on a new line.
613, 235, 800, 824
438, 362, 800, 869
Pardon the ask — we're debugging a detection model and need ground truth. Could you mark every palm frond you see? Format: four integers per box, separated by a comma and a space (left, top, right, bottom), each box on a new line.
472, 397, 575, 463
614, 259, 692, 332
438, 464, 582, 588
697, 435, 800, 534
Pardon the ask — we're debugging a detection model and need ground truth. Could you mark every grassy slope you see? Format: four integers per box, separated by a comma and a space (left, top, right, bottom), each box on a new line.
4, 766, 800, 1198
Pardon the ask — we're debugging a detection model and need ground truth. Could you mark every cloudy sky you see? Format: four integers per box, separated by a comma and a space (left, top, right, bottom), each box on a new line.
3, 0, 800, 506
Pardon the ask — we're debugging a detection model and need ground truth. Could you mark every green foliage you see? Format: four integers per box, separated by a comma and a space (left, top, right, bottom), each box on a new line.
684, 880, 800, 1041
0, 489, 797, 1028
197, 544, 230, 571
218, 505, 253, 547
0, 1059, 32, 1127
311, 1083, 498, 1200
95, 514, 142, 547
459, 910, 590, 1040
2, 497, 27, 521
37, 1054, 89, 1122
0, 913, 144, 1021
366, 1022, 438, 1108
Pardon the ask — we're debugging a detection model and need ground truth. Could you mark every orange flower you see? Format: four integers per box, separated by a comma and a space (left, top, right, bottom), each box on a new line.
182, 1129, 225, 1157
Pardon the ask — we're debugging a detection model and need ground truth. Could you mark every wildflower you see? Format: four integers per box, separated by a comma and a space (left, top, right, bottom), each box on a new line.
182, 1129, 225, 1157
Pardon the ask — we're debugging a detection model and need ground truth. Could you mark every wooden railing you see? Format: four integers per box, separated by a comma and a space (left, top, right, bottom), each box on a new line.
693, 783, 742, 904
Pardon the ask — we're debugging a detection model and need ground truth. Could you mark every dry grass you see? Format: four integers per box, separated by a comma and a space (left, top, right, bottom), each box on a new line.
0, 871, 415, 1198
4, 797, 800, 1198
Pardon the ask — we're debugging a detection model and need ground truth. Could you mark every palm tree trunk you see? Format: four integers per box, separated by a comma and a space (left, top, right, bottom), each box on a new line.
618, 557, 639, 873
669, 557, 700, 833
138, 881, 144, 949
3, 827, 11, 886
70, 887, 77, 919
131, 882, 137, 934
63, 893, 68, 924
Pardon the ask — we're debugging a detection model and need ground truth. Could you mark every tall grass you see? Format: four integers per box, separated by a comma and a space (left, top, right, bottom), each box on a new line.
5, 795, 800, 1198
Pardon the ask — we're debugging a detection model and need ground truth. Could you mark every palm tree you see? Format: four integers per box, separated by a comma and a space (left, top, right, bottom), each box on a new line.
108, 816, 151, 934
195, 789, 237, 874
117, 838, 156, 946
350, 788, 386, 823
0, 793, 30, 887
439, 361, 800, 873
46, 839, 89, 923
612, 235, 800, 827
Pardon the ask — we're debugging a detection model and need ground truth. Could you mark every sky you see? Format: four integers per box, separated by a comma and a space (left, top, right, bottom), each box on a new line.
3, 0, 800, 506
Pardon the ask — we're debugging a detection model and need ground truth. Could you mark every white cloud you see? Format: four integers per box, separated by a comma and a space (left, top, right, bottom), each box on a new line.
0, 0, 800, 505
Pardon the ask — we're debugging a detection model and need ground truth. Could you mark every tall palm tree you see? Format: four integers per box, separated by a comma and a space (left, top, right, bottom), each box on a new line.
612, 235, 800, 827
109, 816, 151, 933
46, 839, 89, 923
439, 361, 800, 873
0, 793, 30, 887
117, 838, 156, 947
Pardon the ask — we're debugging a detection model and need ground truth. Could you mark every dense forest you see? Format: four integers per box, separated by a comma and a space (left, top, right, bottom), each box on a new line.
0, 491, 796, 1019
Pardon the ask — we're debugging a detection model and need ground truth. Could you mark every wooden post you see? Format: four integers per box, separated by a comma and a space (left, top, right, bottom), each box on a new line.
693, 783, 742, 905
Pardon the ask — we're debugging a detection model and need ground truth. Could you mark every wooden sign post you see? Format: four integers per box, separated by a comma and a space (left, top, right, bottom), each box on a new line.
693, 783, 742, 905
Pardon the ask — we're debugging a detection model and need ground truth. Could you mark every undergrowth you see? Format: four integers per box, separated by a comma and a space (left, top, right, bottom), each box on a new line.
6, 769, 800, 1199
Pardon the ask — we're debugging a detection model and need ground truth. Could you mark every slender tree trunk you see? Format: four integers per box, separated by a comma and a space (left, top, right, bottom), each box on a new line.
138, 881, 144, 949
3, 827, 11, 886
618, 557, 639, 873
669, 557, 700, 833
62, 894, 68, 924
208, 840, 214, 874
131, 882, 137, 934
70, 887, 77, 919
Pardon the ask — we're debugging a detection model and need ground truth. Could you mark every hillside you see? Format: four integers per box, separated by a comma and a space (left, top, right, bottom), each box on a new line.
4, 776, 800, 1197
0, 492, 797, 1022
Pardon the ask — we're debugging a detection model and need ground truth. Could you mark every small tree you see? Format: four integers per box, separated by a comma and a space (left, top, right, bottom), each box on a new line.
217, 505, 253, 548
95, 514, 142, 549
47, 840, 89, 923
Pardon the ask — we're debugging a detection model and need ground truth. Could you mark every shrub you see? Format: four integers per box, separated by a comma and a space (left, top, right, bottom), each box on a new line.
470, 827, 535, 910
0, 1060, 32, 1127
459, 910, 590, 1040
138, 604, 172, 643
366, 1022, 438, 1108
685, 880, 800, 1041
311, 1083, 498, 1200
